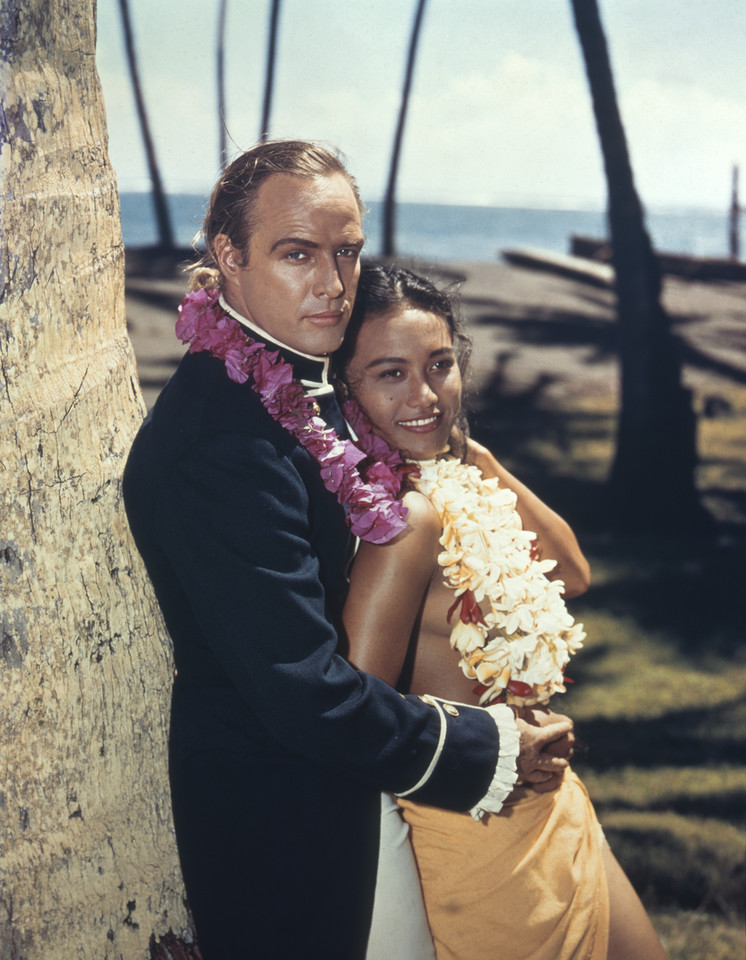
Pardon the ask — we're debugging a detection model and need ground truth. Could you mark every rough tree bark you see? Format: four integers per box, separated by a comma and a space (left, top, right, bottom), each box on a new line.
0, 1, 195, 957
570, 0, 707, 532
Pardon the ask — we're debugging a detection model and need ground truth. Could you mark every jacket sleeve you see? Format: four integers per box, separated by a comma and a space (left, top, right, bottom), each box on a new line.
151, 428, 503, 811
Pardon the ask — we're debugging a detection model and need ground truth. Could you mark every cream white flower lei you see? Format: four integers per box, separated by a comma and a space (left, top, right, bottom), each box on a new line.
409, 457, 586, 707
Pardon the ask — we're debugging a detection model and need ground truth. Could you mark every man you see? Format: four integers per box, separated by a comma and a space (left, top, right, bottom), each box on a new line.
123, 140, 572, 959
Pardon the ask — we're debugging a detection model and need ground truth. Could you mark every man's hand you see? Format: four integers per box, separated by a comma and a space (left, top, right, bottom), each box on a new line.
512, 706, 575, 795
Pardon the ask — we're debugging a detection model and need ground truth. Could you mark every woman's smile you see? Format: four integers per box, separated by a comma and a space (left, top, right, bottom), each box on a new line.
343, 306, 462, 460
396, 413, 442, 430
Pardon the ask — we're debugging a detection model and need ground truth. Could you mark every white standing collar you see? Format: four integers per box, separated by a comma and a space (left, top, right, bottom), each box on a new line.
218, 294, 334, 395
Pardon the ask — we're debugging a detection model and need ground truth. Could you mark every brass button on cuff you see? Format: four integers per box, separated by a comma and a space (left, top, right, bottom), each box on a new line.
418, 694, 459, 717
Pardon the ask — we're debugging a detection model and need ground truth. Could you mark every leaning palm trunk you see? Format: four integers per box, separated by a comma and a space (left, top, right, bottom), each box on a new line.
571, 0, 705, 531
259, 0, 281, 141
217, 0, 229, 169
0, 1, 194, 956
118, 0, 174, 249
382, 0, 428, 257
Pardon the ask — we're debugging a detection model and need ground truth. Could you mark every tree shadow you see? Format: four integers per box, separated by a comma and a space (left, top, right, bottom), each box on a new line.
572, 538, 746, 656
573, 697, 746, 772
125, 286, 184, 312
466, 354, 610, 528
125, 245, 198, 278
599, 789, 746, 825
465, 299, 746, 536
470, 307, 617, 355
677, 337, 746, 386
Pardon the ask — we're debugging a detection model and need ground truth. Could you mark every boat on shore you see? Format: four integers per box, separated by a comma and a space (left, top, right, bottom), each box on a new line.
500, 246, 614, 288
570, 234, 746, 282
501, 235, 746, 286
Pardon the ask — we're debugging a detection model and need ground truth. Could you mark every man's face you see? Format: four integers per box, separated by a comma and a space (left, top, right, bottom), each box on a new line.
217, 173, 364, 356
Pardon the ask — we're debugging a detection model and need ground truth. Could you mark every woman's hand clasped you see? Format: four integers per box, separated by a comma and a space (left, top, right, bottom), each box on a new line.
512, 706, 575, 796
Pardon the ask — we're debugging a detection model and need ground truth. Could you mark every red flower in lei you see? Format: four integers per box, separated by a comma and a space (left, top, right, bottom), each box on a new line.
175, 287, 409, 544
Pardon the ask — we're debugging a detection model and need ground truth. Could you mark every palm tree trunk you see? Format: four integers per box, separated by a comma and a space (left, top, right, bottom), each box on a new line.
117, 0, 174, 249
217, 0, 229, 170
729, 164, 740, 260
382, 0, 428, 257
260, 0, 281, 141
570, 0, 706, 532
0, 0, 195, 954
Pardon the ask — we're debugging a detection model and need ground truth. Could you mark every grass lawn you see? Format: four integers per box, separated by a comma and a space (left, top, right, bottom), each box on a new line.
472, 375, 746, 960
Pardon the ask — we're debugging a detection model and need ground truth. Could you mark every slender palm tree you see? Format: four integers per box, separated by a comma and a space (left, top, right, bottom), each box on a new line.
117, 0, 174, 249
570, 0, 706, 532
217, 0, 229, 170
729, 164, 740, 260
382, 0, 428, 256
260, 0, 282, 141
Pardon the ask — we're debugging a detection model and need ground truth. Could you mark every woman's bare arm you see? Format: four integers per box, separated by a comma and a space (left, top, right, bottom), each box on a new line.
344, 469, 579, 788
342, 490, 442, 684
466, 438, 591, 598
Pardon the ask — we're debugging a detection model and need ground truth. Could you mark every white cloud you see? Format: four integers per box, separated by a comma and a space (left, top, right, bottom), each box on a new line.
96, 0, 745, 215
621, 79, 746, 209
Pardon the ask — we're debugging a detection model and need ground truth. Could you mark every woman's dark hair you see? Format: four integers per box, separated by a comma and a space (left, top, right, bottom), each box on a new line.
189, 139, 361, 290
335, 262, 473, 450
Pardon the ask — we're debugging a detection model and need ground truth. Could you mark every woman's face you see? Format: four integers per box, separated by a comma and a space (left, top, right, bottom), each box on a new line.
344, 306, 462, 460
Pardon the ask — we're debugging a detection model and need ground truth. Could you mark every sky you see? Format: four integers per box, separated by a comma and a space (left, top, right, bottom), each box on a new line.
95, 0, 745, 212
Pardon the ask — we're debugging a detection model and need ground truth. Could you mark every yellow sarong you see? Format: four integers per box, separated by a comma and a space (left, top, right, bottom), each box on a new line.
398, 770, 609, 960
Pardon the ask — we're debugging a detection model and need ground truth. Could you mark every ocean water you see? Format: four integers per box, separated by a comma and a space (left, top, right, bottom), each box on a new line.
119, 192, 736, 263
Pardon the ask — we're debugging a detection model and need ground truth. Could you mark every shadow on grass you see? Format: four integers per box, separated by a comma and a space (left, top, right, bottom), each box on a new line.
598, 789, 746, 824
575, 552, 746, 656
467, 311, 746, 537
604, 815, 745, 916
573, 697, 746, 771
469, 372, 609, 529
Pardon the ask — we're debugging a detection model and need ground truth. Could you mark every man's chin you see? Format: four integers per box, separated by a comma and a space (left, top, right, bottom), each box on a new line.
309, 331, 348, 357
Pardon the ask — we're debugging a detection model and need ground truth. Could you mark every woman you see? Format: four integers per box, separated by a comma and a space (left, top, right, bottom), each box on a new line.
336, 264, 668, 960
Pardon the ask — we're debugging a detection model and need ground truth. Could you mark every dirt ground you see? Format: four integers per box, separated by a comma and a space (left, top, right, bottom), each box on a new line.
125, 253, 746, 411
126, 254, 746, 532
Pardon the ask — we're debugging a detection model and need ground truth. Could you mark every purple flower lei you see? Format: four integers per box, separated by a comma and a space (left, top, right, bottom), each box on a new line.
175, 287, 408, 544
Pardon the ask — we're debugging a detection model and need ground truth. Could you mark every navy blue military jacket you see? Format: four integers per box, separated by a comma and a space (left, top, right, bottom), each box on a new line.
123, 346, 500, 808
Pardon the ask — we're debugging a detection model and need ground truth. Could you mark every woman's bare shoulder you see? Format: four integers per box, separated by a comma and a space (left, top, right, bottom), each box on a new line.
464, 437, 499, 477
350, 487, 441, 596
400, 488, 442, 540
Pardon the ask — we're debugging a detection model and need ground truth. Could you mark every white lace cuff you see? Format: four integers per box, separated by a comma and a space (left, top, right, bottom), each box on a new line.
468, 703, 520, 820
